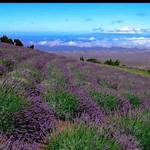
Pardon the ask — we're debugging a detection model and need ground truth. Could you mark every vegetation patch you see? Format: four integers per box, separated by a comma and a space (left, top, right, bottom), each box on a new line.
90, 90, 119, 111
118, 66, 150, 77
68, 64, 89, 87
43, 91, 78, 120
0, 86, 29, 133
46, 123, 120, 150
80, 56, 84, 61
0, 35, 14, 44
114, 116, 150, 150
97, 79, 118, 90
104, 59, 120, 66
124, 92, 141, 107
6, 67, 43, 94
0, 59, 15, 72
73, 71, 86, 86
48, 64, 66, 88
103, 65, 150, 77
0, 35, 23, 46
86, 58, 101, 64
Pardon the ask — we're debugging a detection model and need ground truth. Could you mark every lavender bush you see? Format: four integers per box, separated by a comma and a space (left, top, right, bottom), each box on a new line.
0, 43, 149, 149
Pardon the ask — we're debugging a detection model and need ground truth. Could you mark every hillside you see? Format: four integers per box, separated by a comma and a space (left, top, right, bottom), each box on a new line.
0, 42, 150, 150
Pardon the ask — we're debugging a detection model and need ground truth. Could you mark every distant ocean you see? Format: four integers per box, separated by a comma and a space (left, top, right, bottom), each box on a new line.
1, 32, 150, 52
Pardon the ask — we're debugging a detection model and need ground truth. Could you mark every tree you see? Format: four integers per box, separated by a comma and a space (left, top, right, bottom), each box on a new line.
27, 44, 34, 49
86, 58, 101, 64
80, 56, 84, 61
104, 59, 120, 66
104, 59, 113, 65
114, 59, 120, 66
14, 39, 23, 47
0, 35, 14, 44
9, 38, 14, 45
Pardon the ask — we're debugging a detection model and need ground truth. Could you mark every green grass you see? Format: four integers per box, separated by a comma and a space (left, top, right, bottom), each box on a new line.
43, 91, 78, 120
68, 64, 86, 86
48, 64, 67, 89
90, 90, 119, 111
118, 66, 150, 77
0, 59, 14, 72
98, 79, 118, 90
46, 123, 120, 150
73, 71, 86, 86
124, 92, 141, 107
101, 63, 150, 77
7, 68, 42, 94
17, 64, 44, 82
0, 87, 29, 133
115, 115, 150, 150
10, 69, 34, 87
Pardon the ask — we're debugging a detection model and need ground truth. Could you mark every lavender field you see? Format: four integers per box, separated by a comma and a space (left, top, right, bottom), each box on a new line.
0, 42, 150, 150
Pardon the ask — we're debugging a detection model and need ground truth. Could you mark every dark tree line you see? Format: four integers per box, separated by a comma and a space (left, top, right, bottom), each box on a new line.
80, 56, 120, 66
0, 35, 34, 49
0, 35, 23, 46
104, 59, 120, 66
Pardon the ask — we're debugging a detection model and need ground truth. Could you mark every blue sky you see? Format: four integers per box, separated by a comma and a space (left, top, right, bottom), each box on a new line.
0, 3, 150, 33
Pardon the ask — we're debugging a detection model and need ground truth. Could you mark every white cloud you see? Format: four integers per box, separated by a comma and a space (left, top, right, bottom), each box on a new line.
35, 37, 150, 50
38, 41, 48, 45
65, 41, 77, 46
89, 37, 96, 40
111, 37, 150, 48
38, 40, 64, 47
77, 37, 96, 41
109, 26, 143, 33
29, 41, 34, 44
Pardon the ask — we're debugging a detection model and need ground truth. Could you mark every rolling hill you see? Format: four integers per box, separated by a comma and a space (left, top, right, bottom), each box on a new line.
0, 42, 150, 150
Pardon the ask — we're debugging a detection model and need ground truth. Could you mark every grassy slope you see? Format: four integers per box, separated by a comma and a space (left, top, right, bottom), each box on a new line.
101, 64, 150, 77
0, 42, 150, 150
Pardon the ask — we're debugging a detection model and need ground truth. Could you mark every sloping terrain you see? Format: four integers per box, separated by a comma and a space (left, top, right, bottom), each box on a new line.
57, 50, 150, 70
0, 42, 150, 150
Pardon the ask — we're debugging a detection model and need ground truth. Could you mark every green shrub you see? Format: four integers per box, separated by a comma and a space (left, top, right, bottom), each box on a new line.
86, 58, 101, 64
104, 59, 120, 66
97, 79, 118, 90
43, 91, 78, 120
0, 35, 24, 46
114, 59, 120, 66
80, 56, 84, 61
27, 44, 34, 49
90, 91, 119, 111
124, 92, 141, 107
48, 64, 66, 89
0, 87, 29, 132
0, 59, 14, 72
14, 39, 23, 46
46, 123, 120, 150
116, 117, 150, 150
0, 35, 14, 44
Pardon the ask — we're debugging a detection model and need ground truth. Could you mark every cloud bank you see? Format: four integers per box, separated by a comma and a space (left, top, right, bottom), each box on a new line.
31, 36, 150, 50
92, 26, 150, 34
